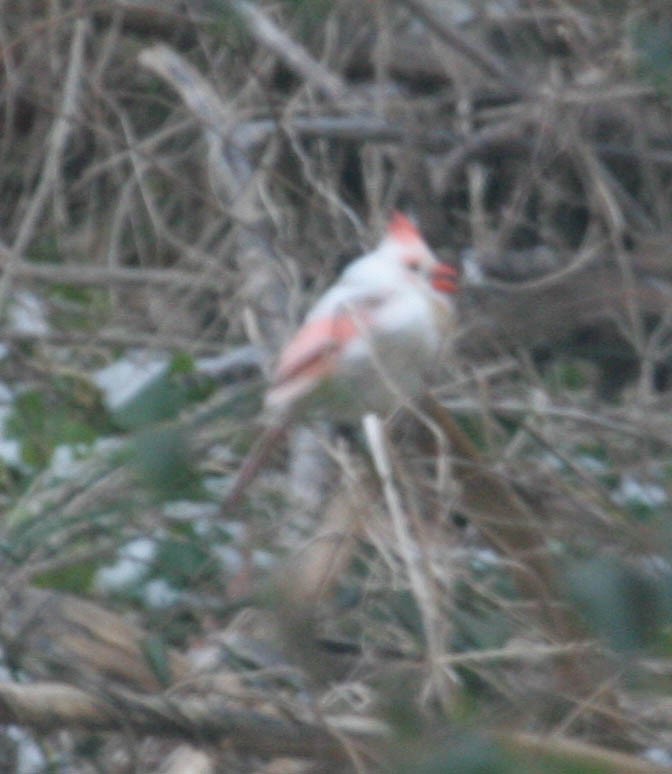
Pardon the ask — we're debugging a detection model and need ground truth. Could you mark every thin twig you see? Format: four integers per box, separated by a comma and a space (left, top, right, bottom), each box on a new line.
420, 396, 581, 637
396, 0, 527, 96
0, 18, 88, 315
436, 398, 672, 448
228, 0, 349, 104
439, 640, 594, 667
138, 43, 287, 348
363, 413, 453, 709
0, 327, 222, 354
0, 243, 217, 290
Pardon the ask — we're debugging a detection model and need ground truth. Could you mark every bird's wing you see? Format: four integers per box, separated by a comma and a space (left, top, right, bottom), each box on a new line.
273, 297, 379, 387
266, 286, 387, 405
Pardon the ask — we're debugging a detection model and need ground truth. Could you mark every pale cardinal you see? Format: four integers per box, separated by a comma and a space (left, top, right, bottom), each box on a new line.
225, 212, 458, 507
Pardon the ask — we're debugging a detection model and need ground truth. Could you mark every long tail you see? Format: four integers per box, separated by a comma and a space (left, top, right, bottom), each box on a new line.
222, 419, 291, 511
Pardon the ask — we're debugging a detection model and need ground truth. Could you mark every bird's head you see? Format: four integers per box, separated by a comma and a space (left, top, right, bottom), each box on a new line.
385, 212, 458, 296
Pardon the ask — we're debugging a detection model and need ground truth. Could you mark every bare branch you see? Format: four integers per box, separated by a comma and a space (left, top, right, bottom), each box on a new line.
138, 43, 287, 348
1, 678, 661, 772
0, 680, 353, 760
0, 327, 222, 354
228, 0, 349, 104
0, 243, 216, 290
396, 0, 526, 96
0, 18, 88, 315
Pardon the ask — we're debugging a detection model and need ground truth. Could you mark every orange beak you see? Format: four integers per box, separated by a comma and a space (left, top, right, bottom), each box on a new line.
431, 263, 458, 294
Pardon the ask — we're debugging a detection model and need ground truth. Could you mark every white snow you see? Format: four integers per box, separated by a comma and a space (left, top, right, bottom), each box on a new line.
195, 345, 262, 377
612, 475, 668, 508
203, 475, 233, 499
94, 537, 157, 593
212, 544, 244, 575
93, 351, 168, 411
163, 500, 220, 523
576, 454, 608, 474
0, 646, 45, 773
143, 578, 180, 609
8, 726, 45, 774
461, 251, 486, 285
49, 444, 83, 477
7, 290, 49, 335
644, 748, 672, 767
45, 437, 123, 480
0, 405, 21, 467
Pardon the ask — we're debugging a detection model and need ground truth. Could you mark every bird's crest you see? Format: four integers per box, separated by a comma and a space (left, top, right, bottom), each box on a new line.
387, 211, 423, 245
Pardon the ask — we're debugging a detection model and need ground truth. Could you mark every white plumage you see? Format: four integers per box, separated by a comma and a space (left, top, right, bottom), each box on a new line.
265, 212, 458, 419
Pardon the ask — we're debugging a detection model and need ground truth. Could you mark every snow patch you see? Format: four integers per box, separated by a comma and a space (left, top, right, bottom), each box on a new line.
212, 544, 244, 575
0, 405, 21, 467
576, 454, 608, 474
471, 548, 500, 568
163, 500, 220, 523
93, 351, 168, 411
95, 537, 157, 593
204, 475, 233, 499
8, 290, 48, 335
644, 747, 672, 767
612, 476, 668, 508
461, 251, 485, 285
253, 549, 275, 570
196, 345, 262, 378
8, 726, 45, 774
143, 578, 180, 609
50, 444, 86, 478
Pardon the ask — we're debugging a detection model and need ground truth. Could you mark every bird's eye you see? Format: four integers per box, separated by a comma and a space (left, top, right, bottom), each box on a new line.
407, 260, 421, 273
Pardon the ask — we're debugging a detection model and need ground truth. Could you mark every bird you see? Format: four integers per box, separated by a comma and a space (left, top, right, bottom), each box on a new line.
225, 212, 458, 508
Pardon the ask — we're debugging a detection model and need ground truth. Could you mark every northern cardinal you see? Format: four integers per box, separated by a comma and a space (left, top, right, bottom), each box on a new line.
225, 212, 458, 507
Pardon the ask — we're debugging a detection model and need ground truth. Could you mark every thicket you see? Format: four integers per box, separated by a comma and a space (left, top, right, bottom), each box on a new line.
2, 1, 672, 771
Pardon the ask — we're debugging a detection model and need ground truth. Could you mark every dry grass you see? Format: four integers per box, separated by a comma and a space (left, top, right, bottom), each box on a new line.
1, 1, 672, 771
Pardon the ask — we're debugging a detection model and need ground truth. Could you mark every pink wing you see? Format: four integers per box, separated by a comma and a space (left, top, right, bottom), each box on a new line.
274, 313, 361, 383
266, 299, 379, 411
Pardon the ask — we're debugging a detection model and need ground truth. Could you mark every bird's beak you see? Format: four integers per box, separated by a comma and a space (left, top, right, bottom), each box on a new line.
431, 263, 458, 294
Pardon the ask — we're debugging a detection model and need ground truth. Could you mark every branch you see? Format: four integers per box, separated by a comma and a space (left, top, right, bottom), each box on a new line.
505, 732, 668, 774
138, 44, 287, 347
422, 397, 558, 614
0, 681, 664, 772
0, 588, 189, 693
0, 243, 216, 290
396, 0, 526, 96
228, 0, 349, 103
420, 396, 624, 714
242, 114, 460, 150
0, 327, 222, 354
0, 18, 88, 315
0, 680, 351, 760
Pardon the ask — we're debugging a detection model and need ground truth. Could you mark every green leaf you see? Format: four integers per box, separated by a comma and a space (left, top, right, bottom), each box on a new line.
154, 535, 211, 588
391, 733, 524, 774
131, 425, 200, 499
34, 559, 97, 594
113, 354, 208, 432
5, 385, 108, 469
140, 634, 174, 687
564, 555, 672, 653
113, 370, 186, 431
169, 351, 195, 376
